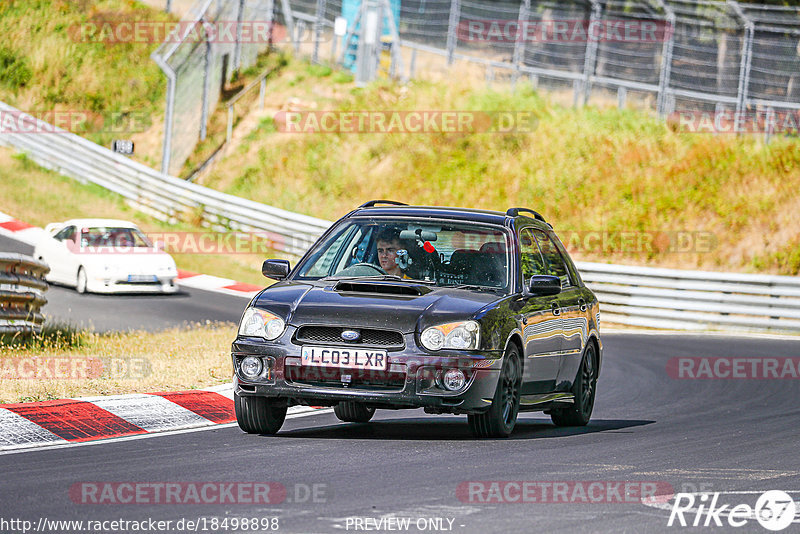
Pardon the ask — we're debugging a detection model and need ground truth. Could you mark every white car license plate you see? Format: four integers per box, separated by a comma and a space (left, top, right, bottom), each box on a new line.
301, 346, 387, 371
128, 275, 157, 282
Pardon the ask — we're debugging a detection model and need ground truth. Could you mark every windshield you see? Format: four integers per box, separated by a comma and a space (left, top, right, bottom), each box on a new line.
80, 227, 152, 248
294, 218, 511, 291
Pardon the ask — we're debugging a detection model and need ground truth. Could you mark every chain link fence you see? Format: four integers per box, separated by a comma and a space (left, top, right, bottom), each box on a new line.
152, 0, 273, 175
283, 0, 800, 121
152, 0, 799, 173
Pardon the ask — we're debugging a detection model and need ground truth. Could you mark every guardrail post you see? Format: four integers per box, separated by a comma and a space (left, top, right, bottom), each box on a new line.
446, 0, 461, 66
259, 76, 267, 110
581, 1, 602, 106
656, 3, 676, 117
512, 0, 530, 86
764, 106, 775, 144
313, 0, 327, 64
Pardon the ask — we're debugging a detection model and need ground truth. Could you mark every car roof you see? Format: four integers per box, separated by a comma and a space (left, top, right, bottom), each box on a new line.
349, 205, 511, 225
59, 219, 141, 228
348, 205, 550, 228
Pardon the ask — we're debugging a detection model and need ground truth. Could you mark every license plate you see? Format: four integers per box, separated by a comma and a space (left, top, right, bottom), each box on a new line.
127, 274, 157, 282
301, 346, 387, 371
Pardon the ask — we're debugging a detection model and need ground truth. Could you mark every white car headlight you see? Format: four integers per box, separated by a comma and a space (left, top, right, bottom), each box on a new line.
238, 307, 286, 340
420, 320, 480, 351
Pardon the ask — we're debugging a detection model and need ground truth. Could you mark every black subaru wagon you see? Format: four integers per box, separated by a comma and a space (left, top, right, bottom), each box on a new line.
232, 202, 601, 438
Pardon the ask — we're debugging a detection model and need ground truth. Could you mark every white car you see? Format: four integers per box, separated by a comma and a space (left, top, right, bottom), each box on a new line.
33, 219, 179, 294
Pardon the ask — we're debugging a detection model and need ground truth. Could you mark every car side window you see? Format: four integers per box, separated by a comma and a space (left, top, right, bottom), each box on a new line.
54, 226, 75, 242
532, 229, 572, 288
519, 228, 547, 281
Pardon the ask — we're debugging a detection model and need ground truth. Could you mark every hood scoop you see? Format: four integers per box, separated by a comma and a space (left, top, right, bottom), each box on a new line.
333, 280, 427, 296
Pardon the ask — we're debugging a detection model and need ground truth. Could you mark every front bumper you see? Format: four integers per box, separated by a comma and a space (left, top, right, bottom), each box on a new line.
88, 275, 179, 294
232, 335, 504, 414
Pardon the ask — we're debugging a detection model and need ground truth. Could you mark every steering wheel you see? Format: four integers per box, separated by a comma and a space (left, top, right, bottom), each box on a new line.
351, 263, 386, 274
334, 263, 387, 277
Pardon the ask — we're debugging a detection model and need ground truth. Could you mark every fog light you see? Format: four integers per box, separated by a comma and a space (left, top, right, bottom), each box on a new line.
240, 356, 263, 379
442, 368, 466, 391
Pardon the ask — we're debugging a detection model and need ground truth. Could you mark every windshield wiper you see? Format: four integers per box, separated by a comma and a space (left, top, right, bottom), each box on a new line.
450, 284, 504, 292
322, 275, 435, 285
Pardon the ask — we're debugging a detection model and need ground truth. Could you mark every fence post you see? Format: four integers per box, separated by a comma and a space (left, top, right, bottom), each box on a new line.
165, 0, 172, 13
151, 53, 176, 175
729, 0, 754, 119
233, 0, 245, 72
512, 0, 530, 86
656, 3, 675, 117
200, 20, 212, 141
581, 1, 602, 105
446, 0, 461, 66
313, 0, 327, 64
281, 0, 299, 54
764, 106, 774, 144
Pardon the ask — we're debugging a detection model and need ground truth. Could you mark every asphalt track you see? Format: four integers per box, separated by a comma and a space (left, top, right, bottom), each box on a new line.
2, 333, 799, 533
0, 234, 248, 331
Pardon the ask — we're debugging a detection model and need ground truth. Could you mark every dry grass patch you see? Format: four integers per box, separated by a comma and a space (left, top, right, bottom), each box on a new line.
0, 322, 235, 403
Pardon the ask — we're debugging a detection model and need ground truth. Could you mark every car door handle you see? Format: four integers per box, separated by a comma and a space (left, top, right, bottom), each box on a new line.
551, 302, 561, 316
578, 298, 587, 312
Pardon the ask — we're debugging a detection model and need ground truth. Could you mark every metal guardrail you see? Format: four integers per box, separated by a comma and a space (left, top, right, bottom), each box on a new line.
0, 102, 330, 257
2, 102, 799, 334
577, 261, 800, 333
0, 254, 49, 336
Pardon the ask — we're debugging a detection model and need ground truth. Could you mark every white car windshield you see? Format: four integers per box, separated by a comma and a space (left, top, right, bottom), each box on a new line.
80, 227, 152, 248
294, 218, 510, 290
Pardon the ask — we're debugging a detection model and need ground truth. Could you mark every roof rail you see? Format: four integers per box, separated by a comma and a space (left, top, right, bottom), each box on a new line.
359, 200, 409, 208
506, 207, 546, 222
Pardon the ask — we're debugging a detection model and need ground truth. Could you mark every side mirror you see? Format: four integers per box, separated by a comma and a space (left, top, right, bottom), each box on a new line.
262, 259, 290, 280
527, 275, 561, 296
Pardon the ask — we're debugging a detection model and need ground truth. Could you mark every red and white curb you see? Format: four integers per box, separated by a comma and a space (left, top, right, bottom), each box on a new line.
0, 384, 324, 452
0, 210, 263, 300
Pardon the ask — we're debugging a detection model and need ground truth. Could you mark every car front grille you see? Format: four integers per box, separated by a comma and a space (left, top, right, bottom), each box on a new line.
295, 326, 405, 349
284, 364, 406, 391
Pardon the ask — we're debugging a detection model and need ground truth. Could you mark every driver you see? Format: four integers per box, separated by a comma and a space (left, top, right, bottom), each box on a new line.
375, 228, 411, 278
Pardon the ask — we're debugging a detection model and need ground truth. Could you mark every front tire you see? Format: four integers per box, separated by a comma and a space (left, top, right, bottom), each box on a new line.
468, 344, 521, 438
551, 343, 597, 427
234, 393, 287, 434
76, 267, 88, 294
334, 402, 375, 423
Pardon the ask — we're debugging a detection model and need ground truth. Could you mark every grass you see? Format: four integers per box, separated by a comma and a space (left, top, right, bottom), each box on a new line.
0, 148, 283, 286
196, 56, 800, 275
0, 0, 172, 168
0, 322, 235, 403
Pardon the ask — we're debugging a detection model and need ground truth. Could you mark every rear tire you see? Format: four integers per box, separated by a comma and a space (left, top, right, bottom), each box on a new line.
334, 402, 375, 423
551, 343, 597, 427
234, 393, 287, 434
76, 267, 88, 294
468, 344, 521, 438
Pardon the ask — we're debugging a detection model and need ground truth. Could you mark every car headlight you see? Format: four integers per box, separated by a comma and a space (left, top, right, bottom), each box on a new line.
420, 320, 480, 351
238, 307, 286, 340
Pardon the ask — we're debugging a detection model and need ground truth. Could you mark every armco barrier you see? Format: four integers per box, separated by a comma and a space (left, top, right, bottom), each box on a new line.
577, 261, 800, 333
0, 254, 49, 335
0, 102, 331, 257
2, 102, 799, 334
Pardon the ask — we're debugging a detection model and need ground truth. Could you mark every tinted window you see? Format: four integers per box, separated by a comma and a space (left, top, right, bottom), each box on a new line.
519, 228, 547, 280
532, 229, 572, 287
